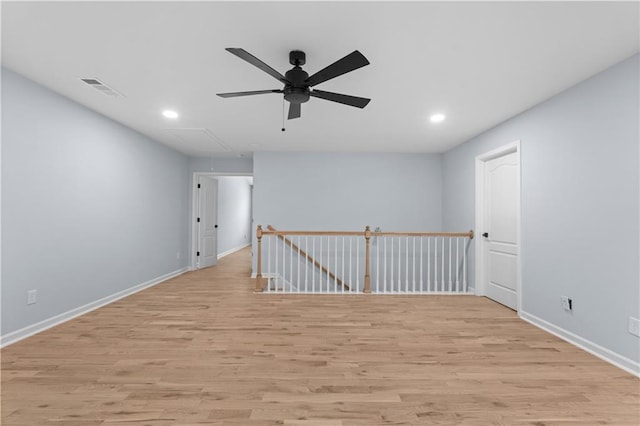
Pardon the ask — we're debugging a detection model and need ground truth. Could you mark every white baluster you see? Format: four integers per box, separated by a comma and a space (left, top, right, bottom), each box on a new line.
412, 237, 416, 293
390, 236, 394, 292
419, 237, 423, 292
341, 237, 345, 293
356, 236, 360, 291
326, 236, 330, 292
305, 236, 308, 293
405, 237, 409, 293
332, 236, 335, 293
393, 237, 396, 293
320, 236, 324, 293
434, 237, 438, 292
349, 237, 353, 293
274, 236, 279, 293
375, 234, 379, 293
328, 236, 332, 293
397, 236, 402, 293
287, 236, 292, 292
463, 236, 467, 292
267, 235, 271, 293
382, 237, 387, 293
456, 237, 460, 293
312, 236, 316, 293
274, 236, 277, 292
333, 236, 338, 294
441, 237, 445, 292
329, 236, 332, 293
448, 236, 452, 293
334, 236, 337, 293
296, 236, 301, 293
327, 236, 330, 293
427, 237, 431, 293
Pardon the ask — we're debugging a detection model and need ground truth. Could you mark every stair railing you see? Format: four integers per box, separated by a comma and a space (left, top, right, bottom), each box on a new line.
256, 225, 473, 294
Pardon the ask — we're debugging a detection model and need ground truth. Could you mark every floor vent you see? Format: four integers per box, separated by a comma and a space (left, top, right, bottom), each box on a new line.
80, 78, 123, 97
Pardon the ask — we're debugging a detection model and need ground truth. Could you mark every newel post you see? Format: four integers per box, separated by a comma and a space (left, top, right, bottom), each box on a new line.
255, 225, 264, 292
364, 225, 372, 293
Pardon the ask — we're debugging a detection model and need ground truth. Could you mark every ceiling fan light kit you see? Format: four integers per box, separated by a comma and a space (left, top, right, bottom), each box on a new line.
217, 48, 371, 120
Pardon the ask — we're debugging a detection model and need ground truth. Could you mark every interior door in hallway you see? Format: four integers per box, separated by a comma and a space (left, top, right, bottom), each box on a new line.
197, 176, 218, 269
481, 150, 520, 310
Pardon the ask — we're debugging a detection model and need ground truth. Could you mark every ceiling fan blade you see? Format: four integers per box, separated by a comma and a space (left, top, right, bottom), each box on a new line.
305, 50, 370, 87
310, 89, 371, 108
288, 102, 301, 120
217, 89, 283, 98
225, 48, 288, 84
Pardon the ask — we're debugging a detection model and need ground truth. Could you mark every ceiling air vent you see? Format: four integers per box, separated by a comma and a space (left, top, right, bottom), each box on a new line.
80, 78, 123, 97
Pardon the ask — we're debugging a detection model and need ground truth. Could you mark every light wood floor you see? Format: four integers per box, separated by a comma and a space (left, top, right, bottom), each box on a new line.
2, 247, 638, 425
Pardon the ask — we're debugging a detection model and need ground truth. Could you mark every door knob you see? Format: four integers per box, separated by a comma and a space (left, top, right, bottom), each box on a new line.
482, 232, 489, 238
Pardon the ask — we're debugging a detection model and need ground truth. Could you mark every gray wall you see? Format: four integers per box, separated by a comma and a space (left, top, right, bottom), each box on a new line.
253, 152, 443, 232
1, 68, 190, 336
442, 54, 639, 364
252, 152, 444, 277
216, 176, 252, 255
189, 156, 253, 175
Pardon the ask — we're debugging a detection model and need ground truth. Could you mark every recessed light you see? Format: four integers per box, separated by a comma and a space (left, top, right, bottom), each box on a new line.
162, 110, 179, 119
430, 113, 446, 123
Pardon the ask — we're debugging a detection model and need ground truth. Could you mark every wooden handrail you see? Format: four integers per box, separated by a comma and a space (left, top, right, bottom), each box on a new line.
260, 229, 474, 239
267, 225, 350, 291
372, 231, 474, 238
261, 230, 364, 237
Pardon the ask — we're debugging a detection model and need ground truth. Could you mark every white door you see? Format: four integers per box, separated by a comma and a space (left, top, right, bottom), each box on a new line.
197, 176, 218, 269
480, 151, 520, 310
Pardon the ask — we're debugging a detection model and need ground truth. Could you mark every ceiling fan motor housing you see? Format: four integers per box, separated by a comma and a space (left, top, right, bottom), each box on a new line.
284, 60, 310, 103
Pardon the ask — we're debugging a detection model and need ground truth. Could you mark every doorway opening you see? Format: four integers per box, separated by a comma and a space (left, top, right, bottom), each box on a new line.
191, 172, 253, 270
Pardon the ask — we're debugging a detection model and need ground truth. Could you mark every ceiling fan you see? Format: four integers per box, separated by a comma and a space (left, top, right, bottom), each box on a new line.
216, 48, 371, 120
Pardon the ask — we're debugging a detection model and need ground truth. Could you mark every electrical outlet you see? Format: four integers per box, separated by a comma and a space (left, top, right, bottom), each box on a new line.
629, 317, 640, 337
176, 251, 181, 259
561, 296, 572, 312
27, 289, 37, 305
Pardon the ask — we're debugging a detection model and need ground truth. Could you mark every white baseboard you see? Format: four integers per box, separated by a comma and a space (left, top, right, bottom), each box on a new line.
519, 310, 639, 377
0, 267, 189, 348
217, 243, 250, 260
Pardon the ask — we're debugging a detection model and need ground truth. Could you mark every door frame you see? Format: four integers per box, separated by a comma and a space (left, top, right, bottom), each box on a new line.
190, 172, 253, 270
474, 140, 522, 312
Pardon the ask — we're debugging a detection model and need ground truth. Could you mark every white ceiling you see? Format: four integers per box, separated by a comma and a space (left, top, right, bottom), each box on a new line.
2, 1, 638, 157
